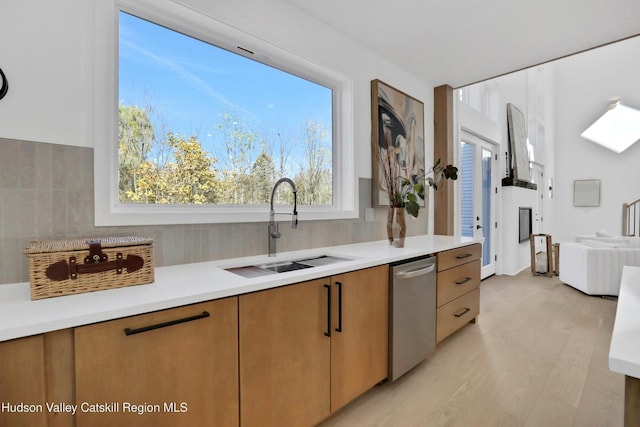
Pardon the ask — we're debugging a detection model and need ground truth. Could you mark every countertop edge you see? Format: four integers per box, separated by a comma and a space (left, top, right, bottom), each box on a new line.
0, 235, 481, 342
609, 265, 640, 378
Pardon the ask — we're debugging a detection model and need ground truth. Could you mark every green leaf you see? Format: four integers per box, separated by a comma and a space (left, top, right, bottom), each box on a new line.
444, 164, 459, 180
405, 200, 420, 218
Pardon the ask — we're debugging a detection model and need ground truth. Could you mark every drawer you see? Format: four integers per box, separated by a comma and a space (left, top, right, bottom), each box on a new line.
436, 288, 480, 343
437, 243, 482, 272
437, 259, 480, 307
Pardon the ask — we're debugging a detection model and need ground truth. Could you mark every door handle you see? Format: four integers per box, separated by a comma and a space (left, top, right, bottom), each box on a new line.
476, 225, 483, 229
124, 311, 210, 336
396, 264, 435, 279
453, 307, 471, 318
455, 277, 472, 285
324, 284, 331, 337
335, 281, 343, 333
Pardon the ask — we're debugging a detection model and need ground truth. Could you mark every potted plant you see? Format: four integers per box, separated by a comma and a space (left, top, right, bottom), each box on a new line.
380, 153, 458, 246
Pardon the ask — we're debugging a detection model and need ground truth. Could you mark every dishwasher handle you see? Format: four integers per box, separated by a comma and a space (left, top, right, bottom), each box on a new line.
395, 264, 435, 279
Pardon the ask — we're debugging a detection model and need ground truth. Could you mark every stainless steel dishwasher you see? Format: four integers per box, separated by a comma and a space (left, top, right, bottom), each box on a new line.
389, 255, 437, 381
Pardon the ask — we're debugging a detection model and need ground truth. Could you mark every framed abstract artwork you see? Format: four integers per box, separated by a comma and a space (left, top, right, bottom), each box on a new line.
371, 79, 425, 207
507, 103, 530, 182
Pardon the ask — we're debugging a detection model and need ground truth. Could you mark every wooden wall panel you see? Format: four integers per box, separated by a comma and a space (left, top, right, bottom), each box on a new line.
434, 85, 455, 235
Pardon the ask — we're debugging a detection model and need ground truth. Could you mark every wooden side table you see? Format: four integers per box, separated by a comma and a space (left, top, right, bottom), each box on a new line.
530, 234, 553, 277
552, 243, 560, 276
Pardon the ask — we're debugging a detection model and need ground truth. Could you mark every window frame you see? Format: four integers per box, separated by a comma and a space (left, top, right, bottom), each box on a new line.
94, 0, 356, 226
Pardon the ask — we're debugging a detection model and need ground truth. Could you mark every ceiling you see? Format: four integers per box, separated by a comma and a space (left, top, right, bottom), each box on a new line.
284, 0, 640, 88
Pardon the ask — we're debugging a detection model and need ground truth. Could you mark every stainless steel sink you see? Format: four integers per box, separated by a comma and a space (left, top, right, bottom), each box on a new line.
262, 261, 314, 273
225, 255, 353, 278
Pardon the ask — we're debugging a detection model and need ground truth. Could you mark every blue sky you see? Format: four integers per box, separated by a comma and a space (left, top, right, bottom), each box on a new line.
118, 11, 332, 164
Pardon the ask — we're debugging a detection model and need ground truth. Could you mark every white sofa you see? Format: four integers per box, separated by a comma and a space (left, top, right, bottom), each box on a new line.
559, 237, 640, 296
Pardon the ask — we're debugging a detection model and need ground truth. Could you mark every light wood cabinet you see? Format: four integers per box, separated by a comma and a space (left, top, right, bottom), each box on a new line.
74, 298, 239, 427
239, 265, 389, 427
239, 278, 331, 427
0, 330, 74, 427
330, 265, 388, 412
436, 244, 482, 343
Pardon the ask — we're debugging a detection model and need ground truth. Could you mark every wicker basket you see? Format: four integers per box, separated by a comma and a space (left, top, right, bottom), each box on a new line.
24, 236, 154, 300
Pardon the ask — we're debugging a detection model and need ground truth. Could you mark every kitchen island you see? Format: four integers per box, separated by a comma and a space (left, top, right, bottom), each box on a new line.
609, 265, 640, 427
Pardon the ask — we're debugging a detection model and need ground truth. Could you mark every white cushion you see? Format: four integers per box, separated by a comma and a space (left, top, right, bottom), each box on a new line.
581, 239, 629, 248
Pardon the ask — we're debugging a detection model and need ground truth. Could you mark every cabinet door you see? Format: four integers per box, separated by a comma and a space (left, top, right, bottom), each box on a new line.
0, 335, 47, 427
75, 298, 238, 427
0, 330, 74, 427
330, 265, 389, 412
239, 279, 331, 427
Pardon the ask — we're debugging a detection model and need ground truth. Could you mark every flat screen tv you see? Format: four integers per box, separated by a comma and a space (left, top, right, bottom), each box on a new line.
519, 207, 532, 243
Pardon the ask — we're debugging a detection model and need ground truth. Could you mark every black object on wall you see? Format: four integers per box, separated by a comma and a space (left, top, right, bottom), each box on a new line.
0, 68, 8, 100
519, 207, 532, 243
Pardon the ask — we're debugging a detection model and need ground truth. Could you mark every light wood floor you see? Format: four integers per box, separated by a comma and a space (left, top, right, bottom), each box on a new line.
320, 271, 624, 427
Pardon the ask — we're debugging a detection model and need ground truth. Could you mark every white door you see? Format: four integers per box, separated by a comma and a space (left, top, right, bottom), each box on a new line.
460, 132, 497, 278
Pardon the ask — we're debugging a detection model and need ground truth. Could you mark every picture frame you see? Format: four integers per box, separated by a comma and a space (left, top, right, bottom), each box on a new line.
506, 103, 530, 182
574, 179, 600, 207
371, 79, 425, 207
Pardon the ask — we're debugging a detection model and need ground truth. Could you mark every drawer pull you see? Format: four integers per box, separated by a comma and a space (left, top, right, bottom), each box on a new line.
396, 264, 435, 279
455, 277, 472, 285
456, 253, 473, 259
124, 311, 210, 336
324, 284, 331, 337
453, 307, 471, 318
335, 281, 343, 333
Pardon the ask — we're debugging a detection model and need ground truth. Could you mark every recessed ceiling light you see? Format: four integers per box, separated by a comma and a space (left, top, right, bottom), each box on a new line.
581, 100, 640, 153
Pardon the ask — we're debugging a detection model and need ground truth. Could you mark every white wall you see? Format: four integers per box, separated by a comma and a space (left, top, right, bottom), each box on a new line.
502, 187, 538, 274
552, 36, 640, 242
456, 68, 554, 275
169, 0, 438, 191
456, 35, 640, 272
0, 0, 442, 230
0, 1, 93, 147
0, 0, 436, 181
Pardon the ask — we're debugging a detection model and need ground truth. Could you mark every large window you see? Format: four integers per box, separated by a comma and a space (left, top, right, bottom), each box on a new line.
94, 1, 355, 225
119, 12, 332, 207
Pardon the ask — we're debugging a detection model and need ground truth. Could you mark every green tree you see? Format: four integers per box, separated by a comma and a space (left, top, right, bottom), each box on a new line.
119, 103, 334, 207
215, 112, 258, 204
118, 104, 155, 201
164, 133, 219, 204
251, 151, 276, 204
296, 119, 332, 205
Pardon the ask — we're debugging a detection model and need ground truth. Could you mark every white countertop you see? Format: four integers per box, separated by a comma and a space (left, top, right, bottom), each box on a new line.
609, 265, 640, 378
0, 235, 479, 342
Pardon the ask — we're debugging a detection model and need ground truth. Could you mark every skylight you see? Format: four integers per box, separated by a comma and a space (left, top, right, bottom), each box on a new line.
581, 100, 640, 153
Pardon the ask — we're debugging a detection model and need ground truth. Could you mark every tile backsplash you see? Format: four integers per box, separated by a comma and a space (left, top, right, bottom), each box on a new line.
0, 138, 427, 285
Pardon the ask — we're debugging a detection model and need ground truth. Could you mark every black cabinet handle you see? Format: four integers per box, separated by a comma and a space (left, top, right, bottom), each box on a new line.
335, 281, 343, 333
453, 307, 471, 318
324, 284, 331, 337
455, 277, 472, 285
124, 311, 210, 336
456, 253, 472, 259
